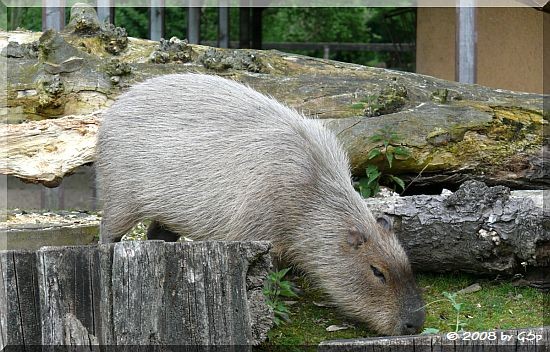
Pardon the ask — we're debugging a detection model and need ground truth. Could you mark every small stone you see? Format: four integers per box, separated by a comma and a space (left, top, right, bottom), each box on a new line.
326, 324, 349, 332
457, 283, 482, 295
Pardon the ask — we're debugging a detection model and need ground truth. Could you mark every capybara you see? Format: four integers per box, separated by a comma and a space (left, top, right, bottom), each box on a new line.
96, 73, 425, 335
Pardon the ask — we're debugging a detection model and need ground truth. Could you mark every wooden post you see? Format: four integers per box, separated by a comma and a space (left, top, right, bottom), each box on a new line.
218, 5, 230, 48
42, 0, 65, 31
456, 1, 476, 83
149, 0, 165, 41
188, 6, 201, 44
96, 0, 114, 24
239, 6, 250, 48
251, 7, 263, 49
1, 241, 273, 347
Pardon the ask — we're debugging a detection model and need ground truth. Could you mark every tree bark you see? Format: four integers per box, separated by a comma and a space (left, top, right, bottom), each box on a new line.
1, 241, 273, 347
365, 181, 548, 286
0, 4, 546, 189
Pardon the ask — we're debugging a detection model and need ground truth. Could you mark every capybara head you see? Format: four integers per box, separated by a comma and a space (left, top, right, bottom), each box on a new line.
326, 214, 426, 335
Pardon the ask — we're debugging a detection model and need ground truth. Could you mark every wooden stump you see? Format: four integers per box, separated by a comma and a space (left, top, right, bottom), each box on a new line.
0, 241, 273, 347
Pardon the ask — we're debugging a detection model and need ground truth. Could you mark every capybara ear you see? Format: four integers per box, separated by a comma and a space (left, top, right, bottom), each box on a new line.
347, 226, 368, 249
376, 215, 393, 232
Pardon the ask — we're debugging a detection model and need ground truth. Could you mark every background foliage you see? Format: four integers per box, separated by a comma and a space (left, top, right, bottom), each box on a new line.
4, 7, 415, 70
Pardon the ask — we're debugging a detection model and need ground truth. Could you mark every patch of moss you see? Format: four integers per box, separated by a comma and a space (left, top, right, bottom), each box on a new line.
431, 88, 449, 104
363, 82, 408, 117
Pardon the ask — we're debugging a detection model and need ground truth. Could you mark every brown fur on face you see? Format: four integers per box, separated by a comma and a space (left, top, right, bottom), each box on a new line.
330, 217, 425, 335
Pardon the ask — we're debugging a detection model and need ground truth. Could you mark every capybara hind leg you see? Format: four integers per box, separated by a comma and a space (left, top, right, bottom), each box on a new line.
99, 212, 136, 243
146, 221, 180, 242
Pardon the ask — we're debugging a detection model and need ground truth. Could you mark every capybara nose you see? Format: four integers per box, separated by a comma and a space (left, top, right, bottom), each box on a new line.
401, 309, 426, 335
402, 322, 420, 335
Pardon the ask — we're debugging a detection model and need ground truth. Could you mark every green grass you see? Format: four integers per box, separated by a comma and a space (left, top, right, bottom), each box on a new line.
418, 273, 545, 333
262, 272, 546, 346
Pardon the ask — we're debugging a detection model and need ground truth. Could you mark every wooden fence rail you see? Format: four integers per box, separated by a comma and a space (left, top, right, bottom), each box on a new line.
0, 241, 273, 347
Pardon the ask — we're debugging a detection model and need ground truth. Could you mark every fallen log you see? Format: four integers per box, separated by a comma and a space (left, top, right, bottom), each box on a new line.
0, 241, 273, 347
1, 4, 546, 189
365, 181, 548, 286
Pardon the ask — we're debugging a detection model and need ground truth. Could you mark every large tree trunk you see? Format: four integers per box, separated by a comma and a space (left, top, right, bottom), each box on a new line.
1, 4, 546, 189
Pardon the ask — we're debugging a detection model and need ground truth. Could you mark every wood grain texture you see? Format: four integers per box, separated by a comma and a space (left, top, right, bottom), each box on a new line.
1, 241, 272, 347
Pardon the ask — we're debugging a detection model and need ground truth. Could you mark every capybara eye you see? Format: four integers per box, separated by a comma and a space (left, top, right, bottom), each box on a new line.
370, 265, 386, 283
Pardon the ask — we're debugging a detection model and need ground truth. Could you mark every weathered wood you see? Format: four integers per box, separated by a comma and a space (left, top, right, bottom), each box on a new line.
1, 241, 272, 347
319, 326, 549, 351
365, 181, 548, 279
0, 114, 100, 185
0, 250, 42, 348
1, 4, 545, 190
1, 210, 100, 251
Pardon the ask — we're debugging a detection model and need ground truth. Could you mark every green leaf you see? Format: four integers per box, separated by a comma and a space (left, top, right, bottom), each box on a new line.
366, 164, 379, 176
389, 175, 405, 190
361, 187, 372, 198
279, 284, 299, 298
367, 149, 382, 159
358, 177, 370, 188
371, 183, 380, 196
367, 169, 381, 183
421, 328, 440, 335
277, 267, 291, 278
386, 151, 394, 168
394, 146, 410, 156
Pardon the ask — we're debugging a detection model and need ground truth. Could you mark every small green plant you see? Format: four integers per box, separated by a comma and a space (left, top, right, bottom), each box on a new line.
358, 126, 410, 198
263, 268, 299, 326
421, 291, 467, 335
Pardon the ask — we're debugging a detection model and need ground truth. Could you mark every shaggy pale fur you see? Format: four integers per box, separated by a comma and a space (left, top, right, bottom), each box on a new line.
96, 73, 425, 335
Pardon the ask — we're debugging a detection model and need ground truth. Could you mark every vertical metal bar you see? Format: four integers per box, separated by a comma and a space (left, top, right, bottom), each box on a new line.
323, 45, 330, 60
42, 0, 65, 31
150, 0, 165, 41
96, 0, 114, 24
239, 6, 250, 48
251, 7, 263, 49
218, 5, 229, 48
456, 0, 476, 83
188, 6, 201, 44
